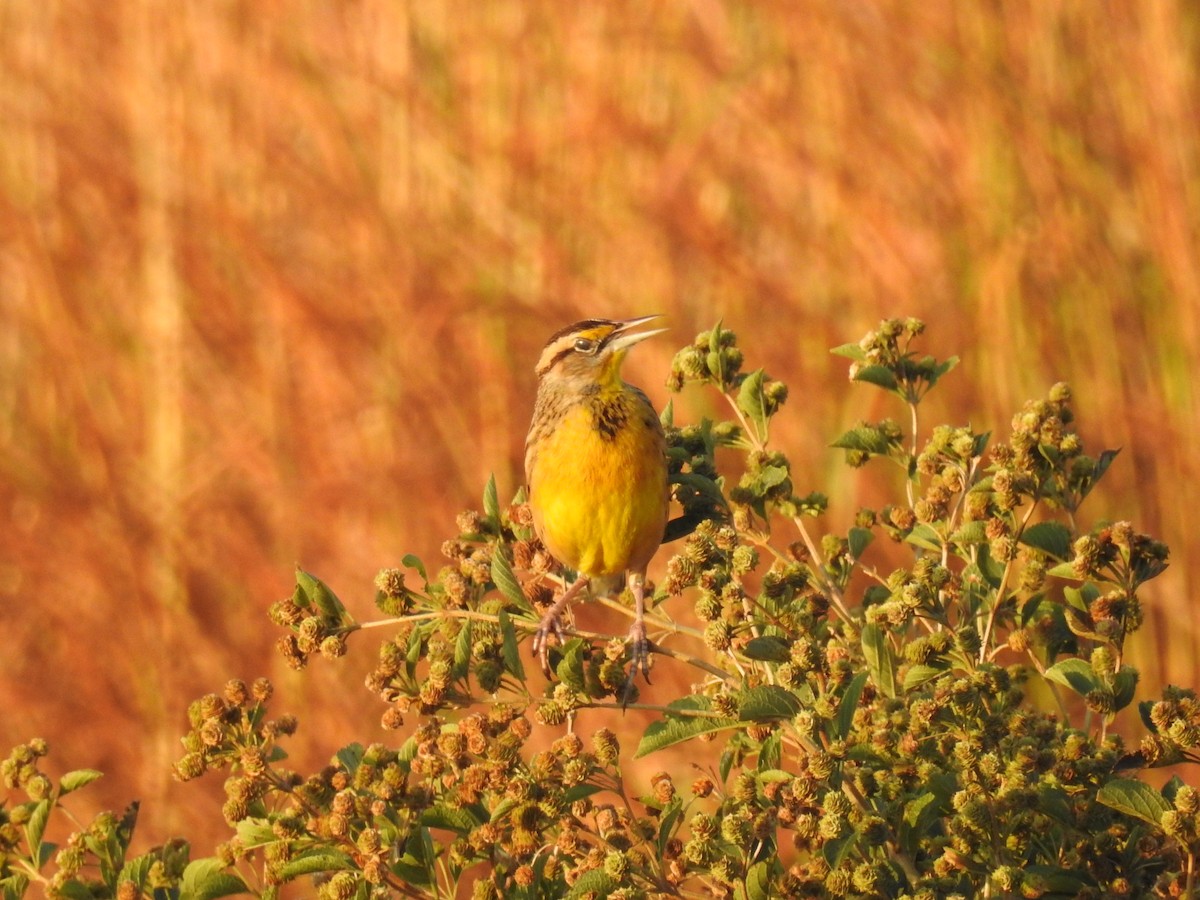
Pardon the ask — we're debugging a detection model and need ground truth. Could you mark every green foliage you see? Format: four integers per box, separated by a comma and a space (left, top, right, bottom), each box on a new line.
6, 319, 1199, 898
0, 741, 190, 898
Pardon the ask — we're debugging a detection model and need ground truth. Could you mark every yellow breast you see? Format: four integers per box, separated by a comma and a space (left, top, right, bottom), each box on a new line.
528, 393, 668, 580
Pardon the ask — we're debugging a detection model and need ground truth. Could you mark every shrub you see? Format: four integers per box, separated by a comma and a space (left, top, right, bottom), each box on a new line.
5, 320, 1198, 899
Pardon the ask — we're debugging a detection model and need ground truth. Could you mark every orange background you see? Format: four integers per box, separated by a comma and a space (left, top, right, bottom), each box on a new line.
2, 2, 1199, 852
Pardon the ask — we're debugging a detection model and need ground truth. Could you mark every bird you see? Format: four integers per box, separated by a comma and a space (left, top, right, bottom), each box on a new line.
525, 315, 670, 702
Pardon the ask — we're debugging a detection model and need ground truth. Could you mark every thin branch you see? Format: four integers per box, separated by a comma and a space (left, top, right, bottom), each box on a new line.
978, 501, 1039, 663
790, 514, 854, 622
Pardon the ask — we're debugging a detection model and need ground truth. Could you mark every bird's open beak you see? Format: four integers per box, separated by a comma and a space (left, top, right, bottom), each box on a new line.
607, 315, 667, 353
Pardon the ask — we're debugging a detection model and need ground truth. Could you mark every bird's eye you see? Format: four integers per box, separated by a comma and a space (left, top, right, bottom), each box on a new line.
574, 338, 595, 353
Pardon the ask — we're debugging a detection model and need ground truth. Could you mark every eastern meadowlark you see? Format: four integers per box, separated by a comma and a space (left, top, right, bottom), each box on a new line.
525, 315, 670, 698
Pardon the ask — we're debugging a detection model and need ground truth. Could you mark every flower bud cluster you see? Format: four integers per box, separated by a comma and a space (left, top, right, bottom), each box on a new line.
667, 323, 744, 392
174, 679, 292, 787
1072, 523, 1169, 592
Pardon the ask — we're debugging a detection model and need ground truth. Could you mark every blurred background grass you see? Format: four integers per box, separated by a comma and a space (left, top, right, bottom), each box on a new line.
2, 0, 1198, 850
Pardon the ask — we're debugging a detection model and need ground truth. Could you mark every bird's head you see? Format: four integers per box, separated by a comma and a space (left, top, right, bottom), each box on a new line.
534, 315, 665, 390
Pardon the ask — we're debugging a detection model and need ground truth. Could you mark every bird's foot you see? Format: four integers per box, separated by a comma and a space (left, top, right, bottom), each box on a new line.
530, 577, 587, 676
620, 618, 654, 708
531, 611, 565, 677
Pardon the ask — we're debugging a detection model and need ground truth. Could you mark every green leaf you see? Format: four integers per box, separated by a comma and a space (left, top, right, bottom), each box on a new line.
47, 883, 91, 900
929, 355, 960, 386
117, 853, 154, 889
707, 350, 724, 383
566, 870, 620, 898
1078, 448, 1120, 500
421, 805, 481, 834
949, 519, 987, 545
1112, 666, 1139, 711
758, 465, 788, 489
1138, 699, 1157, 732
452, 620, 472, 680
555, 640, 587, 691
669, 470, 727, 502
290, 582, 310, 612
862, 585, 890, 611
831, 424, 896, 455
498, 609, 525, 681
671, 495, 728, 543
234, 818, 276, 849
705, 321, 721, 354
405, 626, 424, 674
902, 664, 945, 693
25, 799, 50, 856
973, 544, 1006, 586
482, 473, 500, 522
1097, 778, 1172, 827
902, 791, 939, 830
899, 790, 945, 853
719, 748, 736, 783
904, 523, 943, 553
1, 874, 31, 900
1020, 521, 1073, 560
741, 636, 791, 662
295, 568, 346, 622
757, 733, 782, 770
1044, 659, 1098, 697
851, 364, 899, 391
1063, 585, 1090, 612
1019, 865, 1094, 895
563, 784, 603, 806
738, 685, 803, 722
861, 624, 897, 699
822, 832, 856, 868
277, 851, 354, 880
847, 526, 874, 560
31, 839, 55, 872
180, 858, 250, 900
1047, 561, 1081, 579
737, 368, 768, 436
833, 671, 868, 740
745, 859, 778, 900
1063, 606, 1103, 641
489, 798, 517, 824
335, 743, 365, 773
753, 770, 790, 787
397, 736, 418, 763
1037, 785, 1073, 823
656, 801, 684, 858
1163, 775, 1187, 803
401, 552, 428, 584
829, 342, 867, 361
59, 769, 103, 795
636, 697, 738, 758
393, 829, 435, 887
490, 551, 531, 613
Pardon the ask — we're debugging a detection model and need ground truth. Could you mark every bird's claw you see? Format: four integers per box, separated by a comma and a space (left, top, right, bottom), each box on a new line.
620, 620, 654, 709
532, 614, 565, 677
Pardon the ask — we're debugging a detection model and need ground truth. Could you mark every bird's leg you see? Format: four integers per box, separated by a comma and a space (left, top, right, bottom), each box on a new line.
621, 571, 653, 707
532, 575, 587, 676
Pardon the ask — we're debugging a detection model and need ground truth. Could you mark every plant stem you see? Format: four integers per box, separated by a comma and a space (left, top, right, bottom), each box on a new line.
978, 501, 1038, 663
790, 514, 853, 622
